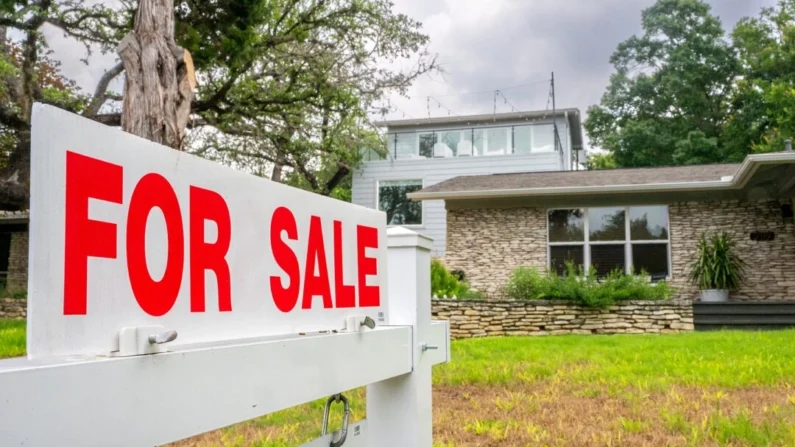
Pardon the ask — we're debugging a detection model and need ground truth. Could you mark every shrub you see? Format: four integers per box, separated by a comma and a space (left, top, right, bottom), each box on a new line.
503, 263, 672, 308
431, 259, 481, 299
688, 232, 746, 291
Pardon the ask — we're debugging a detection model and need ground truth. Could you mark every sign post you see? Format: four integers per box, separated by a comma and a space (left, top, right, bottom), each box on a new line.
0, 104, 450, 446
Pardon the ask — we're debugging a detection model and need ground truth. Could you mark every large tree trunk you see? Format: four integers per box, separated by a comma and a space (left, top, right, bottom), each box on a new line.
119, 0, 194, 149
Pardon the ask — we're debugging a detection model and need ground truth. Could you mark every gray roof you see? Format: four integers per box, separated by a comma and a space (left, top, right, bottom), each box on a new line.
417, 163, 741, 195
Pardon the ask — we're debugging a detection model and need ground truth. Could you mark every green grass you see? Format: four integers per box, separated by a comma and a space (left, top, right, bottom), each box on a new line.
0, 319, 25, 359
436, 330, 795, 388
3, 320, 794, 446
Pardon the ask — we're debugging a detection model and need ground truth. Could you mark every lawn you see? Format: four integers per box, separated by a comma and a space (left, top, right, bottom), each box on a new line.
2, 320, 794, 446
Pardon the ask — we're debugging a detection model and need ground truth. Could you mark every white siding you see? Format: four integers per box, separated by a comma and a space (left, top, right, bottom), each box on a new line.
352, 152, 561, 255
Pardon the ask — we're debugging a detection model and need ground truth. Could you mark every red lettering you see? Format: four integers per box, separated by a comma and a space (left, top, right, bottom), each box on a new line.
357, 225, 380, 307
63, 152, 123, 315
302, 216, 332, 309
126, 174, 184, 317
334, 221, 355, 308
270, 207, 300, 312
189, 187, 232, 312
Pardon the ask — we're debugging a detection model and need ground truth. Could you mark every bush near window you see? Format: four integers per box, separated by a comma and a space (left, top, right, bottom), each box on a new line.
431, 259, 483, 300
503, 263, 672, 308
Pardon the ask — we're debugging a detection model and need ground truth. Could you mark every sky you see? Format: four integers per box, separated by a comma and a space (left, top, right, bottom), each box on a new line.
44, 0, 779, 152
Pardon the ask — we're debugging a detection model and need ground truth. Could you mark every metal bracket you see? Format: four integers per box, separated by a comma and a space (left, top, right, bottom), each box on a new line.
345, 316, 376, 333
117, 326, 178, 357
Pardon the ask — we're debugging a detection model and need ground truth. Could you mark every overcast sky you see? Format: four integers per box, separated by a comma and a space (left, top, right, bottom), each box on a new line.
47, 0, 778, 151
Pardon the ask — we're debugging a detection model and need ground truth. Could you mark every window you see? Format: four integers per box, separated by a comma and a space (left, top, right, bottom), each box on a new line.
485, 128, 510, 155
514, 126, 533, 154
438, 131, 462, 156
547, 206, 670, 278
532, 125, 555, 152
378, 180, 423, 226
418, 133, 435, 158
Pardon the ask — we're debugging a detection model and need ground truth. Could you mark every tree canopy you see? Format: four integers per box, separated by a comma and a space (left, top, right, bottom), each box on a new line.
585, 0, 795, 169
0, 0, 435, 207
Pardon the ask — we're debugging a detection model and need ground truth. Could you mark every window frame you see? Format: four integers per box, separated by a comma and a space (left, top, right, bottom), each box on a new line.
546, 206, 671, 278
376, 179, 425, 228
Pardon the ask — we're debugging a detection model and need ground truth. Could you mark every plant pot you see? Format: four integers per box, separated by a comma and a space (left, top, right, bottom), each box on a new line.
700, 289, 729, 302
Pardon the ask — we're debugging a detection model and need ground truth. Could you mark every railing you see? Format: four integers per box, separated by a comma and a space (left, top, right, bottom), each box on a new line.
360, 123, 561, 162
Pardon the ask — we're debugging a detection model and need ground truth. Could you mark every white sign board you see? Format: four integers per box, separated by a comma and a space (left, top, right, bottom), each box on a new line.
27, 105, 388, 359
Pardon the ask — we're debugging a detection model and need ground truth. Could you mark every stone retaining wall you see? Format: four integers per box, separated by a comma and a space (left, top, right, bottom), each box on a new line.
0, 298, 26, 320
432, 299, 693, 339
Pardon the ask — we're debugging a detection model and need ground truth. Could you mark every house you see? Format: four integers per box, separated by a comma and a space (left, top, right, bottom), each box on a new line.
408, 152, 795, 303
0, 211, 29, 292
351, 109, 584, 255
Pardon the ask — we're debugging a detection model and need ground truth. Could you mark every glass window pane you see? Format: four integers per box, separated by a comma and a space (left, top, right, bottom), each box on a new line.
532, 124, 555, 152
514, 126, 532, 154
464, 130, 485, 156
378, 180, 423, 225
395, 133, 418, 159
418, 133, 434, 158
630, 206, 669, 240
550, 245, 584, 276
548, 209, 584, 242
589, 207, 626, 242
632, 244, 669, 279
438, 131, 461, 156
485, 128, 509, 155
591, 245, 626, 277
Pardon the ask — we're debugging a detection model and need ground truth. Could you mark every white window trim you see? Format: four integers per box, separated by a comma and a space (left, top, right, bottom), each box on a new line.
546, 206, 672, 278
376, 179, 425, 228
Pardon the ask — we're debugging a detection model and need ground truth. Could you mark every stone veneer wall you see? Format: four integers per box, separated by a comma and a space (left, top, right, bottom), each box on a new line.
445, 207, 547, 298
7, 231, 28, 292
432, 299, 694, 339
0, 298, 26, 320
669, 200, 795, 301
445, 200, 795, 301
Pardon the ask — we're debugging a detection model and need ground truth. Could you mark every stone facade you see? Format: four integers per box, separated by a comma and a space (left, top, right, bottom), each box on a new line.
445, 200, 795, 301
669, 200, 795, 301
0, 298, 26, 320
7, 231, 28, 293
445, 207, 547, 297
433, 299, 694, 339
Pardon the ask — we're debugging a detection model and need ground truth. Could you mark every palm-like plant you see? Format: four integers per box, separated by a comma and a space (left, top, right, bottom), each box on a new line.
688, 232, 746, 291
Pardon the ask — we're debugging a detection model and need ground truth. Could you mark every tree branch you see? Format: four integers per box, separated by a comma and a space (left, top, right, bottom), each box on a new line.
84, 62, 125, 116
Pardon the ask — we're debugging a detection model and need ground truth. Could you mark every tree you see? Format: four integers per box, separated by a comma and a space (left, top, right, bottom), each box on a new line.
0, 0, 130, 209
585, 0, 740, 167
584, 151, 616, 170
119, 0, 195, 149
183, 0, 436, 195
730, 0, 795, 153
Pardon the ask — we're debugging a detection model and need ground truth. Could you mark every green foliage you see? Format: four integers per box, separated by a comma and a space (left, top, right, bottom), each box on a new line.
730, 0, 795, 154
585, 0, 740, 168
431, 259, 482, 300
688, 232, 746, 291
584, 151, 617, 170
503, 263, 672, 308
0, 319, 25, 359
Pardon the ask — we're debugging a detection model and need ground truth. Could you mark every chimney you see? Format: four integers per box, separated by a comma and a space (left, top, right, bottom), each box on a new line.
786, 139, 793, 152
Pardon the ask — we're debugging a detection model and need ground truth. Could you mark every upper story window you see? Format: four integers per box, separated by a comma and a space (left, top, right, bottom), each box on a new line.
378, 180, 423, 226
547, 206, 670, 279
383, 123, 561, 160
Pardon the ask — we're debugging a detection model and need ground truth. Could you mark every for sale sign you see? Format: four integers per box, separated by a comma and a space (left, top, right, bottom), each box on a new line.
27, 105, 388, 359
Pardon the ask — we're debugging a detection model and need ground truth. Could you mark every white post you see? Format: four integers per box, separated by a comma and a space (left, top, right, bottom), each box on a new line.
367, 227, 434, 446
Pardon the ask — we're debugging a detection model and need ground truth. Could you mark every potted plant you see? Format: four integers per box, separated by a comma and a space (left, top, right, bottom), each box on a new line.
688, 232, 746, 302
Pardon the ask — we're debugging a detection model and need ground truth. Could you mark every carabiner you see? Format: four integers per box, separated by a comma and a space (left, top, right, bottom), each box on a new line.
321, 393, 350, 447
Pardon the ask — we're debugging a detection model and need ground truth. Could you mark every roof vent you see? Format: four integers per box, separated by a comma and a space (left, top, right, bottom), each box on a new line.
721, 176, 734, 182
785, 139, 793, 152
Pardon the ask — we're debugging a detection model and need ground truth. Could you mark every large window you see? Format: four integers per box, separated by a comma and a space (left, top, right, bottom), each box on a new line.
378, 180, 423, 226
547, 206, 670, 279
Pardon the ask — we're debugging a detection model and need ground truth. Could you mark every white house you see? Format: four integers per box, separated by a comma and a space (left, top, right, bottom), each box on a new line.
351, 109, 584, 255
